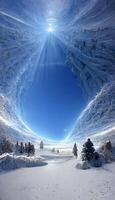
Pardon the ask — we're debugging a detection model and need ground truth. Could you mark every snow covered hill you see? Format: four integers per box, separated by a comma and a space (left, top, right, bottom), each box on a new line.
70, 82, 115, 142
0, 94, 42, 143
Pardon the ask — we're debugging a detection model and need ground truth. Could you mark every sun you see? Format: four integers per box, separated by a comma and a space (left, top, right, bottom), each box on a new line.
48, 26, 54, 32
47, 22, 55, 33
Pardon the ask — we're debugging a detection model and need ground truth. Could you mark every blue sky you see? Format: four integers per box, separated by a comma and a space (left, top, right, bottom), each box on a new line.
0, 0, 86, 141
22, 36, 86, 140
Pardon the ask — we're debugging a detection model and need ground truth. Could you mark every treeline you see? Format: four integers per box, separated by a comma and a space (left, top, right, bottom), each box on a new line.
15, 142, 35, 156
0, 138, 35, 156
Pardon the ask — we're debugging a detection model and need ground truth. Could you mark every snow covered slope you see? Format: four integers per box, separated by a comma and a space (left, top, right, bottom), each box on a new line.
65, 0, 115, 142
69, 82, 115, 142
0, 94, 42, 143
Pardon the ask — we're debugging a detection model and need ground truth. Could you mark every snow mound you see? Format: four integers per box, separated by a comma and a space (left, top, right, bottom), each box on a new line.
0, 154, 47, 171
76, 158, 103, 170
76, 161, 91, 170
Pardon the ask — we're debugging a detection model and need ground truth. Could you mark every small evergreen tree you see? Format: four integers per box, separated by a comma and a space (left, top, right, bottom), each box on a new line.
57, 149, 60, 154
20, 142, 24, 154
15, 141, 20, 154
30, 144, 35, 155
105, 141, 112, 152
73, 143, 78, 158
0, 138, 13, 155
24, 143, 28, 154
40, 141, 44, 149
27, 142, 35, 156
15, 141, 35, 156
52, 148, 55, 153
28, 142, 31, 156
81, 138, 95, 161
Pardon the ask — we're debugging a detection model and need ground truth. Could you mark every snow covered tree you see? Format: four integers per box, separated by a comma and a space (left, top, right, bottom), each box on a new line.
24, 143, 28, 154
100, 141, 113, 162
27, 142, 35, 156
51, 148, 55, 153
15, 141, 35, 156
0, 138, 13, 155
81, 138, 95, 161
73, 143, 78, 158
40, 141, 44, 149
30, 144, 35, 155
15, 141, 20, 154
28, 142, 31, 155
105, 141, 112, 152
20, 142, 24, 154
57, 149, 60, 154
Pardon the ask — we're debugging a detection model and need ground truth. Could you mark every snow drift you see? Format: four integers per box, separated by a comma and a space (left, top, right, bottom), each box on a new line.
0, 154, 47, 171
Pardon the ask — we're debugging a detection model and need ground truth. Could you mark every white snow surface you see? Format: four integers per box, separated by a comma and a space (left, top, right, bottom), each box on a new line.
0, 150, 115, 200
0, 154, 47, 171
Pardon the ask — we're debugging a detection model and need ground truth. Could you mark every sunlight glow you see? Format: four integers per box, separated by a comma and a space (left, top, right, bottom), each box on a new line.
47, 23, 54, 32
48, 26, 54, 32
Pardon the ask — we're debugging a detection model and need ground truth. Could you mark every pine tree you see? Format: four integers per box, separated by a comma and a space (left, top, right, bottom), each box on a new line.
52, 148, 55, 153
31, 144, 35, 155
28, 142, 31, 156
81, 138, 95, 161
73, 143, 78, 158
15, 141, 19, 154
0, 138, 13, 154
40, 141, 44, 149
24, 143, 28, 154
20, 142, 24, 154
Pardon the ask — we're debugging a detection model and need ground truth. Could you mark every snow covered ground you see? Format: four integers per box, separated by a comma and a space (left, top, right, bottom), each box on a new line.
0, 154, 47, 171
0, 151, 115, 200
